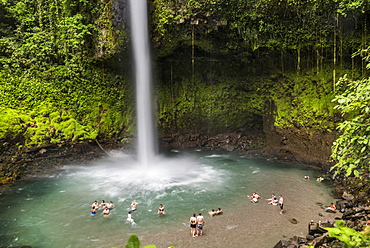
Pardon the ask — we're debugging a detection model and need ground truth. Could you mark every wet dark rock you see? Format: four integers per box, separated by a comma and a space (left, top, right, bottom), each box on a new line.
0, 140, 110, 187
288, 218, 298, 224
280, 180, 370, 248
273, 240, 292, 248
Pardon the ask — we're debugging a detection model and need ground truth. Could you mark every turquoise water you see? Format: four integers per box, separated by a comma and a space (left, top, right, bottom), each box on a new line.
0, 150, 333, 248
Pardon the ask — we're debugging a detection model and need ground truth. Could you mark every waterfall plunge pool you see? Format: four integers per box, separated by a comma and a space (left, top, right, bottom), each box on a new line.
0, 150, 336, 248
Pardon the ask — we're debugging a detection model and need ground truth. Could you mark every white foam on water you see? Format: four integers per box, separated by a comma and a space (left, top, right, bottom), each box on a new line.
64, 153, 228, 198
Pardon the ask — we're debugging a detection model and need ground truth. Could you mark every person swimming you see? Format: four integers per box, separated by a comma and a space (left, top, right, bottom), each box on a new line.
208, 209, 217, 216
91, 206, 97, 216
91, 201, 99, 210
103, 207, 110, 217
216, 208, 223, 215
107, 201, 114, 210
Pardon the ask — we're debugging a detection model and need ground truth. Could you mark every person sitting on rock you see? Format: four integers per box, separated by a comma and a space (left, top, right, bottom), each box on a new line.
326, 203, 336, 213
317, 176, 324, 182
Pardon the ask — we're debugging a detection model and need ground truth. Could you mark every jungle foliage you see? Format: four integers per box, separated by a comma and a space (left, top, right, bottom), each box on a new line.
325, 220, 370, 248
331, 47, 370, 179
0, 0, 369, 166
0, 0, 132, 148
151, 0, 369, 135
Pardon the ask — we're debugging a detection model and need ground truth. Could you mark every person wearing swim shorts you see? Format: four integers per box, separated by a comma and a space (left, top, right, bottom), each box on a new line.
196, 212, 205, 236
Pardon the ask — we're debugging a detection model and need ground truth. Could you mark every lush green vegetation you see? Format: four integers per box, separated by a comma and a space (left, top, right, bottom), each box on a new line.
0, 0, 370, 246
331, 47, 370, 180
152, 0, 369, 134
0, 0, 133, 147
122, 234, 157, 248
0, 1, 369, 189
326, 220, 370, 248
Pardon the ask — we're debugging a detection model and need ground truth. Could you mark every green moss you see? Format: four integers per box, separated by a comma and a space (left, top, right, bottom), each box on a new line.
271, 72, 339, 130
0, 68, 134, 147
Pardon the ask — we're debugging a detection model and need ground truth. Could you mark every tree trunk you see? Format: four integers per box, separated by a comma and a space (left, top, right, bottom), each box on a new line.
297, 45, 301, 77
333, 12, 338, 91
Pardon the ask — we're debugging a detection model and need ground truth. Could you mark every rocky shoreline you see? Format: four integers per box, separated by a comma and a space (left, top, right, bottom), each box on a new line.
273, 183, 370, 248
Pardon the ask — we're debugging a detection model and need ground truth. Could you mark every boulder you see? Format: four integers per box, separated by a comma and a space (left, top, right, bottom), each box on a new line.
273, 240, 292, 248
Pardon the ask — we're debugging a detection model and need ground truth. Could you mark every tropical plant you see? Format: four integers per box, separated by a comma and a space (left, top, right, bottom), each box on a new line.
325, 220, 370, 248
331, 47, 370, 178
113, 234, 175, 248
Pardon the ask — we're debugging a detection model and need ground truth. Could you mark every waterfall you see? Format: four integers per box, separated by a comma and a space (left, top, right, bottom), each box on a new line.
129, 0, 157, 166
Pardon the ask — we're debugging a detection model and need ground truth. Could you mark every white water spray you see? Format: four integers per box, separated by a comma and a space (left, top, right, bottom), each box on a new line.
129, 0, 157, 166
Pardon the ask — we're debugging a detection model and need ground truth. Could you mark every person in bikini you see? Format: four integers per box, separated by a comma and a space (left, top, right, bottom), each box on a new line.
158, 204, 165, 215
326, 203, 336, 212
189, 213, 197, 237
131, 201, 138, 211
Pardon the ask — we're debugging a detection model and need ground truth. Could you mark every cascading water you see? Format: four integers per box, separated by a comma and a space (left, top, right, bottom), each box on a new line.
129, 0, 157, 166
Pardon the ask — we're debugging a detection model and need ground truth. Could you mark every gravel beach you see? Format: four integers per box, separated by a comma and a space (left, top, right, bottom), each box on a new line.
137, 184, 338, 248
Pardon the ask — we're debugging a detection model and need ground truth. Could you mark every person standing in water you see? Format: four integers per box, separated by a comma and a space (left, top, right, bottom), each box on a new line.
100, 200, 107, 209
127, 211, 134, 222
103, 207, 110, 217
92, 201, 99, 210
158, 204, 165, 215
107, 201, 114, 210
131, 201, 138, 211
91, 206, 97, 216
189, 213, 197, 237
278, 195, 284, 214
196, 212, 205, 236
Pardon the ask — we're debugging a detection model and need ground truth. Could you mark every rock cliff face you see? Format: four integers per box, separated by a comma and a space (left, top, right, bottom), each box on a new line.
262, 122, 336, 169
160, 127, 335, 169
160, 101, 336, 170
